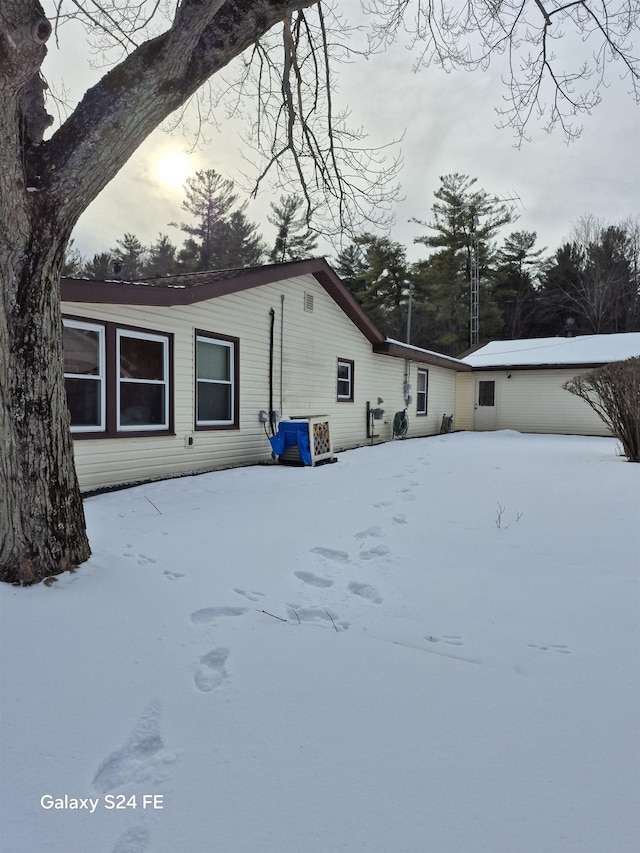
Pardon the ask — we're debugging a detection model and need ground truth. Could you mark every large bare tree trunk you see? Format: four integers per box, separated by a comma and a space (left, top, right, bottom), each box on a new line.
0, 0, 315, 584
0, 240, 91, 584
0, 1, 88, 583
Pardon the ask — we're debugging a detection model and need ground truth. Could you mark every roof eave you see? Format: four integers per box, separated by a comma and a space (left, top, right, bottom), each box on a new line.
466, 361, 612, 371
59, 258, 386, 345
375, 340, 471, 371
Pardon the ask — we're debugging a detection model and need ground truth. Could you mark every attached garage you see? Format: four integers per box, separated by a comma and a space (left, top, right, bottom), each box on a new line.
455, 333, 640, 436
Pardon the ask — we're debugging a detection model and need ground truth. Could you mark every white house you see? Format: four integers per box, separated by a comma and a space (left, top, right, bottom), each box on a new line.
455, 333, 640, 435
61, 258, 468, 492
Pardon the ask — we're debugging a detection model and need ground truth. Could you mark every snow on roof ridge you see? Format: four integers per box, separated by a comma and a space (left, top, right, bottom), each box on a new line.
461, 332, 640, 367
385, 338, 465, 364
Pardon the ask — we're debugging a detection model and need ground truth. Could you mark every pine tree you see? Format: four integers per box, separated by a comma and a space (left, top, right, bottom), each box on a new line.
336, 235, 415, 341
268, 195, 318, 262
172, 169, 264, 271
334, 243, 369, 293
214, 210, 265, 268
492, 231, 547, 339
412, 174, 515, 354
111, 233, 147, 279
540, 218, 640, 335
61, 240, 86, 277
83, 252, 115, 280
142, 234, 179, 278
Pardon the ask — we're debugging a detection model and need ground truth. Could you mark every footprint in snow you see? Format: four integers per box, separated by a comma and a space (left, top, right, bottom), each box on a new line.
359, 544, 390, 561
288, 606, 350, 630
355, 526, 384, 539
111, 826, 150, 853
294, 571, 333, 588
190, 606, 247, 624
123, 552, 156, 567
310, 546, 349, 563
164, 570, 185, 581
392, 514, 407, 525
93, 701, 178, 794
194, 648, 229, 692
348, 581, 383, 604
528, 643, 571, 654
233, 588, 265, 602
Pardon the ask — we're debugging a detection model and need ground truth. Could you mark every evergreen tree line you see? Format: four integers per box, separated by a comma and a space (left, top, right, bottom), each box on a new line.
64, 169, 318, 281
66, 170, 639, 357
335, 175, 640, 355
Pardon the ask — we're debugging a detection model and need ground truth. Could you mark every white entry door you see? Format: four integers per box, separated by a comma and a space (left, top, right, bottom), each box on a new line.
474, 379, 497, 431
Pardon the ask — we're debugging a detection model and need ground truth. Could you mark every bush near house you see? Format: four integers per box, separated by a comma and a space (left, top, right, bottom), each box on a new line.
564, 357, 640, 462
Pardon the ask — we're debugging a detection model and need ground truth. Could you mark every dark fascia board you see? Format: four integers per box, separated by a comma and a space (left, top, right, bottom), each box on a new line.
374, 340, 471, 372
60, 257, 386, 347
469, 362, 610, 372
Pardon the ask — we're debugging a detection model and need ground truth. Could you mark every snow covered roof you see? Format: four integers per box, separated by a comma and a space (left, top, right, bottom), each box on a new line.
461, 333, 640, 368
384, 338, 466, 366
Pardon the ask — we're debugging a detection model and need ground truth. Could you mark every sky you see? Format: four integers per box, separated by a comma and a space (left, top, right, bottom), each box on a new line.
2, 431, 639, 853
41, 2, 640, 266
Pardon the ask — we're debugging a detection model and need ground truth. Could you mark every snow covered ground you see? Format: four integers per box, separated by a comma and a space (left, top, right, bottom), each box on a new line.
1, 432, 639, 853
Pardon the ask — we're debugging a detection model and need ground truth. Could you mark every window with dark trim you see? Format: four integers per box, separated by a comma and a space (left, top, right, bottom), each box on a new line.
195, 331, 239, 428
416, 368, 429, 415
63, 319, 106, 432
337, 358, 354, 401
117, 329, 169, 430
63, 317, 173, 438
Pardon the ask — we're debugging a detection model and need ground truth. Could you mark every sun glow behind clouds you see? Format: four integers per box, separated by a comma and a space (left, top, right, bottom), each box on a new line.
156, 152, 192, 189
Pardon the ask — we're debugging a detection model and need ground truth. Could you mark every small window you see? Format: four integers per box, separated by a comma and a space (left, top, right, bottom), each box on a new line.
416, 369, 429, 415
63, 320, 105, 432
478, 380, 495, 407
196, 333, 238, 427
337, 358, 354, 402
117, 330, 169, 430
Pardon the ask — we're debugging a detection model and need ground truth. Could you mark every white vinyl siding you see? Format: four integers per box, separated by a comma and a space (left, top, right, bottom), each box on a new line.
463, 369, 613, 436
63, 273, 459, 492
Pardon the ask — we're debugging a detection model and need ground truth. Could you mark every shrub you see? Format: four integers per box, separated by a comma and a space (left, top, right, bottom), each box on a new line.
563, 357, 640, 462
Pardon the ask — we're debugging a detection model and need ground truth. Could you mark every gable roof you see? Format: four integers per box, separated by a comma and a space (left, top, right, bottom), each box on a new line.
60, 257, 384, 344
460, 333, 640, 369
60, 257, 468, 372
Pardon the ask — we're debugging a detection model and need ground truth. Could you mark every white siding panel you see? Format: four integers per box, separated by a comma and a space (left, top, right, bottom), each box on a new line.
482, 369, 611, 436
64, 274, 459, 491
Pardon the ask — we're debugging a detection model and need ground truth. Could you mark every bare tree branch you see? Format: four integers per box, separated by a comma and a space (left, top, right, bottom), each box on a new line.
364, 1, 639, 144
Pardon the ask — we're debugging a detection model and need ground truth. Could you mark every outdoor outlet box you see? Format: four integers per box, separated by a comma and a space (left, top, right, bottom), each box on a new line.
259, 410, 268, 423
185, 434, 194, 448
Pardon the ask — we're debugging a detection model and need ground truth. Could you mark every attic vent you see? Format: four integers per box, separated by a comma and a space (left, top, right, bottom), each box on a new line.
304, 292, 314, 312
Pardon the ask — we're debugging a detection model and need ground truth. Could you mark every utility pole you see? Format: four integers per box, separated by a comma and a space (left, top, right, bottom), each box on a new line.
406, 282, 415, 344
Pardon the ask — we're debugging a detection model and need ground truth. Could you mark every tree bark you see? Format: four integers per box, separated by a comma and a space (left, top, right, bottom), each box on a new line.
0, 0, 315, 584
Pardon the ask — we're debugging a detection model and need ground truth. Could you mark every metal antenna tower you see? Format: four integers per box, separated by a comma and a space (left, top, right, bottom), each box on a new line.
468, 192, 523, 348
470, 213, 480, 346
